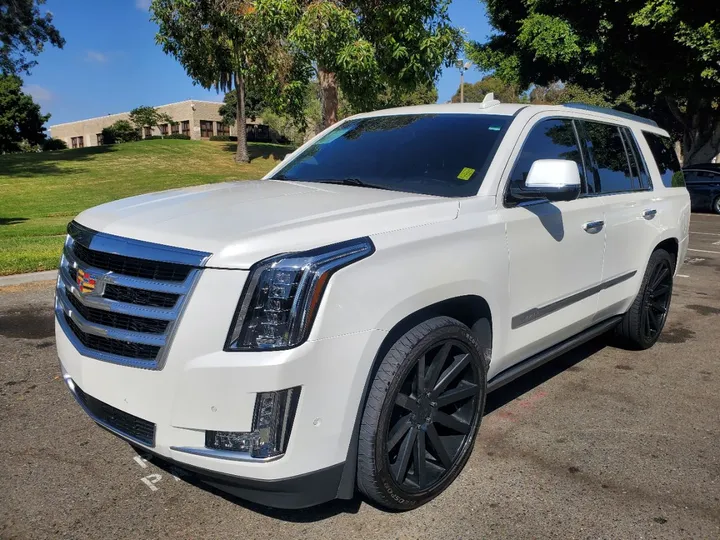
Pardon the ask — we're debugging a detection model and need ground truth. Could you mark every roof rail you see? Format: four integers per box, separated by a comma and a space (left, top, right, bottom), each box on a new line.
563, 103, 658, 128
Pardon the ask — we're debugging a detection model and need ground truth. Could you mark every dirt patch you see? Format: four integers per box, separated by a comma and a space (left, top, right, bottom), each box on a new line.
686, 304, 720, 316
0, 307, 55, 339
615, 364, 633, 371
658, 324, 696, 344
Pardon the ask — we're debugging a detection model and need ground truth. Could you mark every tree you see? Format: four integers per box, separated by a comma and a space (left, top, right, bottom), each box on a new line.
102, 120, 141, 144
0, 74, 49, 153
128, 105, 174, 138
467, 0, 720, 165
0, 0, 65, 75
218, 87, 265, 126
289, 0, 462, 128
450, 75, 522, 103
152, 0, 302, 163
42, 137, 66, 151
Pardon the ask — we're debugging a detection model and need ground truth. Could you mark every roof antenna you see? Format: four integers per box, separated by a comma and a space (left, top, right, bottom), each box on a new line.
479, 92, 501, 109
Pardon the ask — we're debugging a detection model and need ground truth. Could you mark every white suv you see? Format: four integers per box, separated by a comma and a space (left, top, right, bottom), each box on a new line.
56, 97, 690, 511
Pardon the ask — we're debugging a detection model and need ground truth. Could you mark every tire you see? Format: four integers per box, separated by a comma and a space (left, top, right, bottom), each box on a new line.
356, 316, 487, 511
614, 249, 674, 349
713, 195, 720, 215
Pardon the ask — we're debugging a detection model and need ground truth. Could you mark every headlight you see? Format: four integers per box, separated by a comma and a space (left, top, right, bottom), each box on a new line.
225, 238, 374, 351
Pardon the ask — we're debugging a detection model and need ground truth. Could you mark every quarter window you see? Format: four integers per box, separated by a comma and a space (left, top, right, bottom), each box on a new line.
506, 118, 585, 204
643, 132, 685, 187
621, 128, 651, 190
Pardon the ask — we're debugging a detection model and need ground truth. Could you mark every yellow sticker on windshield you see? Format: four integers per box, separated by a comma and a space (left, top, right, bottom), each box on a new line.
457, 167, 476, 181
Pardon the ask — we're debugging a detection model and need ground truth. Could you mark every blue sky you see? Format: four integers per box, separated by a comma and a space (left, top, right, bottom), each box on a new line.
23, 0, 493, 128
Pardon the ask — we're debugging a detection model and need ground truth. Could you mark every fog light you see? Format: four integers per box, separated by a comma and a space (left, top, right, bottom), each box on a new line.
205, 386, 301, 459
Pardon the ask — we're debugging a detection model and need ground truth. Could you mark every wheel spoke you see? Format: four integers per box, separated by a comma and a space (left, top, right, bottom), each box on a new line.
391, 427, 417, 483
650, 301, 667, 314
396, 393, 418, 412
436, 383, 478, 408
648, 307, 659, 331
642, 308, 652, 337
425, 343, 451, 390
432, 353, 470, 397
653, 284, 670, 299
426, 423, 453, 469
651, 266, 669, 290
434, 411, 471, 434
414, 432, 428, 488
387, 414, 413, 450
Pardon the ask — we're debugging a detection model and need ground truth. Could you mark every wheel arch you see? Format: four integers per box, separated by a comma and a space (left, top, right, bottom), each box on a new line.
654, 237, 679, 271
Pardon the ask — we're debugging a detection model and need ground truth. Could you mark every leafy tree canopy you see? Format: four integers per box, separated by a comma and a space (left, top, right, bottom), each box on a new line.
102, 120, 141, 144
128, 105, 174, 136
450, 75, 522, 103
0, 0, 65, 75
0, 74, 48, 153
219, 87, 265, 125
468, 0, 720, 164
289, 0, 461, 127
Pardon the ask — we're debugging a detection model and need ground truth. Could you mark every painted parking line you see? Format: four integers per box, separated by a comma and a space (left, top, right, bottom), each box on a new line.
690, 231, 720, 236
677, 274, 690, 278
687, 248, 720, 255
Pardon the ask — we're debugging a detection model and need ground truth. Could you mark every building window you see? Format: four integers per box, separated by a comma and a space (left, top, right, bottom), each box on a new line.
71, 136, 84, 149
144, 126, 152, 138
171, 123, 179, 135
159, 123, 169, 135
97, 133, 103, 146
200, 120, 214, 138
181, 120, 190, 136
216, 121, 229, 137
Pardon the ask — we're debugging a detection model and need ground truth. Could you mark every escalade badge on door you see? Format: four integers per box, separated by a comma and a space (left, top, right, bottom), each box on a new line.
76, 269, 96, 294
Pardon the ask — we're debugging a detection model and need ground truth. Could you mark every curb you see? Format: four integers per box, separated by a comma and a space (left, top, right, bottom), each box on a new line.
0, 270, 58, 287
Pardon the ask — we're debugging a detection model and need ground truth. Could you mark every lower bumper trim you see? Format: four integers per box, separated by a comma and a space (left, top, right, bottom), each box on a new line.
143, 447, 345, 509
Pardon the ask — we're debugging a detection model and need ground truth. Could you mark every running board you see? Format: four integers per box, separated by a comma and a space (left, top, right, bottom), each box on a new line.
487, 316, 622, 393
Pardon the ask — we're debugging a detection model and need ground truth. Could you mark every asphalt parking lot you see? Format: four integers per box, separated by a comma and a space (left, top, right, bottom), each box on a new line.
1, 214, 719, 539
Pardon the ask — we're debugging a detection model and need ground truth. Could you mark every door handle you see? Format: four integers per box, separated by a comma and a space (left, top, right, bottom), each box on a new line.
583, 220, 604, 234
643, 209, 657, 220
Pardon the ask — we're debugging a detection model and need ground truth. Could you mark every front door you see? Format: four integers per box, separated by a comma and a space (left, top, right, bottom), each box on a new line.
493, 116, 606, 376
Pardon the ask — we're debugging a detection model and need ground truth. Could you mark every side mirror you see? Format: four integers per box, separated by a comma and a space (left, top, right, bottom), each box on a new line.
517, 159, 582, 202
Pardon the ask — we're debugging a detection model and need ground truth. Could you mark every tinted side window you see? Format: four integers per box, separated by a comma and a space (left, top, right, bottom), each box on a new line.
643, 132, 685, 187
582, 121, 633, 194
507, 119, 584, 203
622, 128, 651, 190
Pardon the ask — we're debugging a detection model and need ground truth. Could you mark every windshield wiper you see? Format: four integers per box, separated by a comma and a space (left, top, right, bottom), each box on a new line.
315, 178, 394, 191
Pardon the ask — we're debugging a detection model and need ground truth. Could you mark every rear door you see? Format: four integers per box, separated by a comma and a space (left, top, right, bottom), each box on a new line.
578, 121, 659, 317
495, 115, 606, 373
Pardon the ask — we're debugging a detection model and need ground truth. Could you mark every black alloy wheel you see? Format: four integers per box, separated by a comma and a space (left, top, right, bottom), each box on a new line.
357, 316, 487, 510
386, 339, 480, 492
641, 258, 673, 342
614, 248, 674, 350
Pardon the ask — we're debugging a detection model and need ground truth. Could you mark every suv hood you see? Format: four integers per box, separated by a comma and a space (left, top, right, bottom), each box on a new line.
75, 180, 459, 269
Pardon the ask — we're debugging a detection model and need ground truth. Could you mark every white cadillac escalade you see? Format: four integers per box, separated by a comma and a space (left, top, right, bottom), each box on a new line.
56, 97, 690, 511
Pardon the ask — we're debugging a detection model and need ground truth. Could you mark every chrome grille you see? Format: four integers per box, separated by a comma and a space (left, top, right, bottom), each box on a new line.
55, 222, 211, 370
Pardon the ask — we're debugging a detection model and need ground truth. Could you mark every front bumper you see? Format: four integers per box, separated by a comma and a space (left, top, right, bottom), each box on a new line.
57, 268, 386, 507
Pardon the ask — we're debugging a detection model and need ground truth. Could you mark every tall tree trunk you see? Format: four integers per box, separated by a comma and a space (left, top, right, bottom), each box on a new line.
234, 72, 250, 163
318, 66, 339, 129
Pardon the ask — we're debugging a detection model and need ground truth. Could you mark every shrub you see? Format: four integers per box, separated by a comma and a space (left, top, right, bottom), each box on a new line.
165, 133, 190, 140
42, 138, 67, 151
209, 135, 236, 141
103, 120, 141, 144
141, 135, 164, 140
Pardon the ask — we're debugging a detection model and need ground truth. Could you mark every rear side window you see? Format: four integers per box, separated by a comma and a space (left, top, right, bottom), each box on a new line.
621, 128, 651, 190
643, 132, 685, 187
581, 121, 635, 194
506, 118, 585, 204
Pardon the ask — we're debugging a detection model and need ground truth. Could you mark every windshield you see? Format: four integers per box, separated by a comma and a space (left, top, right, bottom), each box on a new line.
272, 114, 511, 197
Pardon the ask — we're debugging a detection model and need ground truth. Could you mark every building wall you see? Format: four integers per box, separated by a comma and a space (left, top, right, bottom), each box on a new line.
48, 100, 241, 147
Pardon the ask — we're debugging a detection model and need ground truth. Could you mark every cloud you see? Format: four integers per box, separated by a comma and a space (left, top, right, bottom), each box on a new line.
85, 50, 108, 63
136, 0, 152, 10
24, 84, 53, 103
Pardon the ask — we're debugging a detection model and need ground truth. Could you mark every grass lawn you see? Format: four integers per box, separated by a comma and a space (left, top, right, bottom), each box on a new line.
0, 139, 292, 276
